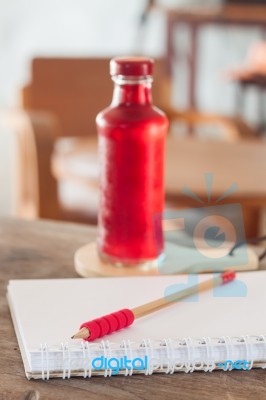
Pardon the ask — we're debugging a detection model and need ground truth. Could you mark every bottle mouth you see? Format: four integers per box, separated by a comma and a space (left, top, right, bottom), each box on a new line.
110, 57, 154, 78
112, 75, 153, 85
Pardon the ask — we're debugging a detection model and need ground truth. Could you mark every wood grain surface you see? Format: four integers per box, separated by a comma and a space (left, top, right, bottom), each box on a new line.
1, 218, 266, 400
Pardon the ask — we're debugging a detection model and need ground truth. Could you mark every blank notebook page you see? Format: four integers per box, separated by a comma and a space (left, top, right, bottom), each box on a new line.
7, 271, 266, 349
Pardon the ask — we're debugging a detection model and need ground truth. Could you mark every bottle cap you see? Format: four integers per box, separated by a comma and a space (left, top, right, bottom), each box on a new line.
110, 57, 154, 77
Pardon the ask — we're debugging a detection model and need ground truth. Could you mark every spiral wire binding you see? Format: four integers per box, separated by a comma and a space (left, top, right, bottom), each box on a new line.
224, 336, 234, 371
40, 343, 49, 380
201, 338, 209, 372
146, 338, 155, 375
121, 340, 130, 376
161, 338, 174, 374
128, 340, 134, 376
61, 342, 66, 379
188, 338, 196, 373
183, 337, 192, 373
38, 335, 266, 379
106, 341, 113, 378
205, 336, 215, 372
141, 339, 154, 375
243, 335, 253, 370
81, 341, 92, 378
61, 342, 71, 379
197, 339, 206, 371
160, 339, 169, 373
100, 340, 110, 377
259, 335, 266, 369
168, 339, 176, 374
189, 337, 197, 373
172, 339, 184, 372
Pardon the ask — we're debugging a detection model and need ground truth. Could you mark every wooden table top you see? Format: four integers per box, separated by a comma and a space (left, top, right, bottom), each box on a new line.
52, 137, 266, 207
1, 217, 266, 400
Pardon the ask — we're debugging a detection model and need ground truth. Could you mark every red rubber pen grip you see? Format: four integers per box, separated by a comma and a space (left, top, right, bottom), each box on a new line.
80, 308, 135, 342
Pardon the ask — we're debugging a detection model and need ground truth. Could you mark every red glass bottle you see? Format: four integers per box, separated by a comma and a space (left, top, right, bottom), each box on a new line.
96, 57, 168, 267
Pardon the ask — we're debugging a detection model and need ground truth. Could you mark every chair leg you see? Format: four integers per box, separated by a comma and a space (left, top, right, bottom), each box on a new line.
235, 82, 245, 117
242, 206, 262, 239
257, 86, 266, 136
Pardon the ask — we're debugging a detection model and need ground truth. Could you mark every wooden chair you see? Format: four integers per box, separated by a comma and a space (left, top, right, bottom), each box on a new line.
223, 41, 266, 133
4, 57, 257, 224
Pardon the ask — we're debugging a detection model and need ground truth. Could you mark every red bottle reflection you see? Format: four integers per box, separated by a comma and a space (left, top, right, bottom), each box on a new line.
96, 57, 168, 266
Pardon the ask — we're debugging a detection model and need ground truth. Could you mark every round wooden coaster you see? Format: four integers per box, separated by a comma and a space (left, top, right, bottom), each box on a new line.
74, 242, 161, 277
74, 241, 259, 278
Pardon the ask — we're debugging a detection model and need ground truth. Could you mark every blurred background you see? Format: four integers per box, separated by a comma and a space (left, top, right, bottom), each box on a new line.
1, 0, 266, 239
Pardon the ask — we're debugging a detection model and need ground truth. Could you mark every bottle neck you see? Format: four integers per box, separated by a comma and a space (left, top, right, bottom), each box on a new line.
111, 76, 153, 106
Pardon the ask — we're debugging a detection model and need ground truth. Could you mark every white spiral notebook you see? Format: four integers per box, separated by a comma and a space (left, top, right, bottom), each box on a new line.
7, 272, 266, 380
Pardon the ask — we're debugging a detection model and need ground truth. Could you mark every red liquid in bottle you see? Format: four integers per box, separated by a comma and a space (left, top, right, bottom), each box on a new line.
96, 58, 168, 266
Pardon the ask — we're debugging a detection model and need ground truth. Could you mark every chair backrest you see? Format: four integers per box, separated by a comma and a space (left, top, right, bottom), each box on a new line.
21, 57, 169, 138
